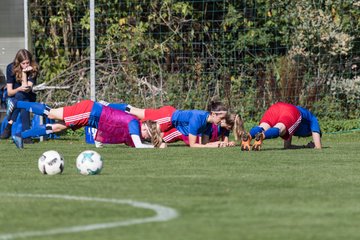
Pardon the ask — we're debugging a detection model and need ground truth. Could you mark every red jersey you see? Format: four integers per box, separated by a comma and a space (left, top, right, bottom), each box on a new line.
259, 102, 302, 140
142, 105, 176, 132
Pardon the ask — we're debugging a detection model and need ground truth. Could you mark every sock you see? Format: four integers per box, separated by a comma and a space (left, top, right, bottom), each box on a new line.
17, 101, 51, 116
107, 103, 129, 112
45, 124, 54, 134
249, 126, 264, 138
21, 124, 53, 138
263, 127, 280, 139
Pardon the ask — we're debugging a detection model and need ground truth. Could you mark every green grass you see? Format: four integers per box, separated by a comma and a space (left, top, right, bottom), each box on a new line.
0, 132, 360, 240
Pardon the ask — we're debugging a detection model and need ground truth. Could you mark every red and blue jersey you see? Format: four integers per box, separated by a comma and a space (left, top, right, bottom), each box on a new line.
259, 102, 301, 139
63, 100, 141, 147
88, 101, 140, 136
94, 104, 141, 147
259, 102, 320, 139
294, 106, 321, 137
171, 110, 212, 136
143, 105, 176, 132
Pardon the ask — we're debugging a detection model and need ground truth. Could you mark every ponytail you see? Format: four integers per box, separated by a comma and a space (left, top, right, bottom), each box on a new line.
143, 120, 163, 148
225, 113, 245, 141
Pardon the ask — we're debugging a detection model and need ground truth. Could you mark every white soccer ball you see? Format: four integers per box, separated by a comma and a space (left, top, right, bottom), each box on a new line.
38, 150, 64, 175
76, 150, 103, 175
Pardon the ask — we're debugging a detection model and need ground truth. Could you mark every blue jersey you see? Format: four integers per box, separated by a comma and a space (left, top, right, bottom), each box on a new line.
88, 102, 141, 136
171, 110, 212, 136
294, 106, 321, 137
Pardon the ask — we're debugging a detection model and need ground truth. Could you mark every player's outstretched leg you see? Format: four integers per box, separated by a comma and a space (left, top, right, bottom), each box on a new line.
252, 132, 264, 151
241, 132, 252, 151
22, 124, 53, 139
16, 101, 51, 116
12, 135, 24, 149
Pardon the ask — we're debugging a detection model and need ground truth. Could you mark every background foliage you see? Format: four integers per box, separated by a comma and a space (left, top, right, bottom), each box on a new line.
29, 0, 360, 121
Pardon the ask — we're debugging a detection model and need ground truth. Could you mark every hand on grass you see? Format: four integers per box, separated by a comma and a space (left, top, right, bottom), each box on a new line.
159, 142, 167, 148
304, 141, 315, 148
227, 141, 236, 147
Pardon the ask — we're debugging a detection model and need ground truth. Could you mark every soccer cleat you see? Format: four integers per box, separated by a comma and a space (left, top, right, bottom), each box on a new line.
240, 132, 252, 151
6, 98, 17, 117
12, 135, 24, 149
252, 132, 264, 151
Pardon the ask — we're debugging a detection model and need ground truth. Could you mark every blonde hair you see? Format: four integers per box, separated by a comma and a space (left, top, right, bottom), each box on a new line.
143, 120, 163, 148
225, 113, 245, 141
12, 49, 39, 82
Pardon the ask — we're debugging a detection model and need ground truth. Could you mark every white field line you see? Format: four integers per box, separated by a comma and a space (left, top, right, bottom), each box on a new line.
0, 193, 179, 240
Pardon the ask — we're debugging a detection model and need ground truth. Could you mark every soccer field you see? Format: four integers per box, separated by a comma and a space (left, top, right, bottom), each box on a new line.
0, 132, 359, 240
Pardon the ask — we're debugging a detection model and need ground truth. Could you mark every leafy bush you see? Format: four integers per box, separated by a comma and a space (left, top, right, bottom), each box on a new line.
320, 119, 360, 133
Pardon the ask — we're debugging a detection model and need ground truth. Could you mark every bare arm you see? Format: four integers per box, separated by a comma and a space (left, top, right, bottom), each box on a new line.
6, 83, 30, 97
6, 69, 33, 96
312, 132, 322, 149
128, 107, 145, 119
50, 122, 68, 133
21, 67, 34, 91
47, 108, 64, 120
131, 135, 154, 148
